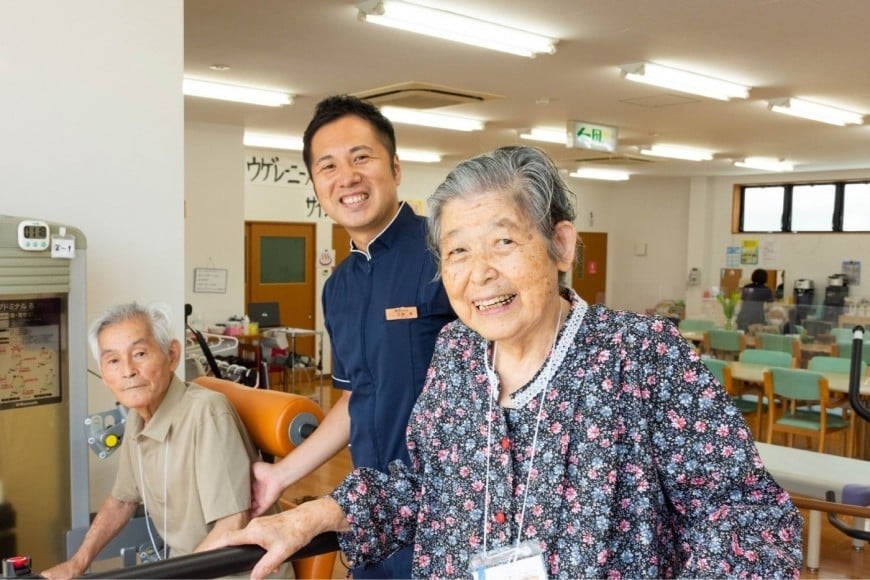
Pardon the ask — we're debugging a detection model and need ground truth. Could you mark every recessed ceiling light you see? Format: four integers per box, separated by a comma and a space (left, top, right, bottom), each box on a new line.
356, 0, 558, 58
768, 98, 864, 126
380, 106, 484, 132
183, 77, 293, 107
243, 131, 442, 163
244, 133, 303, 150
569, 168, 630, 181
519, 127, 568, 144
640, 144, 714, 162
734, 157, 794, 172
209, 64, 231, 71
620, 62, 750, 101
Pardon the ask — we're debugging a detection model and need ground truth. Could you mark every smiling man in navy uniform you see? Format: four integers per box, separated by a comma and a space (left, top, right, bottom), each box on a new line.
247, 95, 455, 578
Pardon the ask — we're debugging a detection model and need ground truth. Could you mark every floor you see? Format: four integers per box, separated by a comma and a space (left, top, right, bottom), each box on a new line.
281, 387, 870, 579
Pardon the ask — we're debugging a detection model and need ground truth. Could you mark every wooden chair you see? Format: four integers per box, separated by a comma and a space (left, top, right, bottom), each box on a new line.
763, 368, 854, 456
757, 333, 801, 362
703, 358, 764, 437
193, 377, 337, 578
703, 329, 747, 360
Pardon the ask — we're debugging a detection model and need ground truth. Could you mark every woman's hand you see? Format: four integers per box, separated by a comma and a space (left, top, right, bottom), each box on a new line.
212, 497, 348, 579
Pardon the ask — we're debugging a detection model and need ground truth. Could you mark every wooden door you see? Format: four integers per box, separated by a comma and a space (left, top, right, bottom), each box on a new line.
332, 225, 352, 267
246, 222, 316, 355
572, 232, 607, 304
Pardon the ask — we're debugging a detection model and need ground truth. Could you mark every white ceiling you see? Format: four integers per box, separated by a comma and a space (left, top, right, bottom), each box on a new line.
184, 0, 870, 178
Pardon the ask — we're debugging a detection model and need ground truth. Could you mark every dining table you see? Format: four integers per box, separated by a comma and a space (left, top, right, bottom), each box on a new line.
727, 361, 870, 396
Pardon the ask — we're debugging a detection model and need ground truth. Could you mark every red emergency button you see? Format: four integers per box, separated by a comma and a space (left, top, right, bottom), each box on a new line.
8, 557, 29, 569
494, 512, 506, 524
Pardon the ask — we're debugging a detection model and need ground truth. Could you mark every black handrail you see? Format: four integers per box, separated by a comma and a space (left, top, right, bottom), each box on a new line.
82, 532, 339, 579
823, 325, 870, 542
848, 326, 869, 422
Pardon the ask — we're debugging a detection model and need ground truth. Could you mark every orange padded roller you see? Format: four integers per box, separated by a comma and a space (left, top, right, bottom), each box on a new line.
194, 377, 324, 457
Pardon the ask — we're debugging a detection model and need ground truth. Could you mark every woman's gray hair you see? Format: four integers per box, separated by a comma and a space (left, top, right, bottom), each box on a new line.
88, 302, 174, 362
427, 145, 577, 280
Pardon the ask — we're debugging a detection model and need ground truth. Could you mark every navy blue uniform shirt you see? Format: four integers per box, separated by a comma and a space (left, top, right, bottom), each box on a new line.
324, 202, 455, 471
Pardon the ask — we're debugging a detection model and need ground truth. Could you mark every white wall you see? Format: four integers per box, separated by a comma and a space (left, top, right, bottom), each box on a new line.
185, 123, 245, 327
190, 139, 870, 336
692, 169, 870, 318
1, 1, 183, 509
570, 175, 691, 313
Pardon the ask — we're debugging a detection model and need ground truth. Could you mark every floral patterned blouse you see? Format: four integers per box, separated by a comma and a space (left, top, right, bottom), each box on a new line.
331, 289, 803, 578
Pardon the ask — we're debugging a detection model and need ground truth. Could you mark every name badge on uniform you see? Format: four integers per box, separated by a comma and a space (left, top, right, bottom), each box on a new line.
385, 306, 418, 320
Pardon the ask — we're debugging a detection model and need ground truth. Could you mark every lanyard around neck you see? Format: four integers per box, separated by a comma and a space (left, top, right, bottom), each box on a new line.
481, 300, 562, 559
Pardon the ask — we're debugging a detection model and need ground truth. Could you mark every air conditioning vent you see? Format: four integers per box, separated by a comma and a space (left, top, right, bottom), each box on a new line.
354, 81, 502, 109
572, 154, 653, 165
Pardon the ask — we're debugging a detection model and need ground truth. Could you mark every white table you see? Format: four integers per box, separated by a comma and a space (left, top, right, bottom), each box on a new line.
263, 327, 325, 407
755, 442, 870, 571
727, 362, 870, 396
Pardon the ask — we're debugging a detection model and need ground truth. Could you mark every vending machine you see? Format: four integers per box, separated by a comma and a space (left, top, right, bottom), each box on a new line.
0, 216, 88, 568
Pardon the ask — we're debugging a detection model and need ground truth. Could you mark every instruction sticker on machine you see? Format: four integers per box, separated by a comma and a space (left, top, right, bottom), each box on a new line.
0, 298, 62, 410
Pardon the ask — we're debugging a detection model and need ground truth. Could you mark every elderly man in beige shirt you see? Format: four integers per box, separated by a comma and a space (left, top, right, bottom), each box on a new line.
42, 302, 268, 578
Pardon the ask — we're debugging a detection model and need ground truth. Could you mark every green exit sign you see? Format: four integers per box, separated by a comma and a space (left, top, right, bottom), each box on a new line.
571, 121, 618, 152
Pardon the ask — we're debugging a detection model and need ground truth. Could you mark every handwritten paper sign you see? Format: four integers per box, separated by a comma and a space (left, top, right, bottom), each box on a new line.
193, 268, 228, 294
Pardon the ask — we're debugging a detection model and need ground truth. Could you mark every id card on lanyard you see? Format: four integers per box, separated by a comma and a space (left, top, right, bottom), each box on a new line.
469, 540, 548, 580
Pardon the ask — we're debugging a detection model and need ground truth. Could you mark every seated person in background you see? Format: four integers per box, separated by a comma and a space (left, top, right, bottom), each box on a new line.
216, 146, 803, 579
737, 268, 775, 331
42, 302, 269, 578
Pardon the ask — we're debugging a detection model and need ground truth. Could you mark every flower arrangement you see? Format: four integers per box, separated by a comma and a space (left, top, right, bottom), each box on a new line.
716, 291, 741, 329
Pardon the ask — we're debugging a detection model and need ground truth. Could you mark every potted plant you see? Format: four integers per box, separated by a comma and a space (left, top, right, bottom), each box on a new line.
716, 291, 741, 330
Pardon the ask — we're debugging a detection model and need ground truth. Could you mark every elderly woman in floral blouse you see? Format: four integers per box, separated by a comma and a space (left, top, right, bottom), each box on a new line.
219, 145, 803, 579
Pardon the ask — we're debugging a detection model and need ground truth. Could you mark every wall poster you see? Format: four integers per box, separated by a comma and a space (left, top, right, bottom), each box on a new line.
741, 239, 759, 265
0, 297, 62, 410
842, 260, 861, 286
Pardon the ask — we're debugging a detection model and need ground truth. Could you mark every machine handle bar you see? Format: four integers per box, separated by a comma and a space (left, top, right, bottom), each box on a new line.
82, 532, 339, 579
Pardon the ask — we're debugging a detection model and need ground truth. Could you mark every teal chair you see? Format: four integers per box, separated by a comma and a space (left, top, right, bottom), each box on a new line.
739, 348, 795, 368
702, 358, 763, 437
835, 340, 870, 364
678, 319, 716, 332
808, 355, 868, 377
830, 327, 855, 342
763, 367, 853, 456
757, 333, 801, 362
703, 329, 746, 361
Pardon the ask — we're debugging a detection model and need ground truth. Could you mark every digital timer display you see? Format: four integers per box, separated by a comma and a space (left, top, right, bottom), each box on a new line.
23, 225, 48, 239
17, 219, 51, 251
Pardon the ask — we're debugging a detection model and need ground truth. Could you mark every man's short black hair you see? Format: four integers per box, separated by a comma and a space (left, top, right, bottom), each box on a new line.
302, 95, 397, 174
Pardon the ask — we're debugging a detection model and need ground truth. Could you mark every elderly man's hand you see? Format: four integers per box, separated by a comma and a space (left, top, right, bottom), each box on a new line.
41, 559, 85, 580
215, 497, 348, 580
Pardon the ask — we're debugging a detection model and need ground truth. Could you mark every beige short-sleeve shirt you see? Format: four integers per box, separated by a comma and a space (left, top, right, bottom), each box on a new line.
112, 376, 258, 556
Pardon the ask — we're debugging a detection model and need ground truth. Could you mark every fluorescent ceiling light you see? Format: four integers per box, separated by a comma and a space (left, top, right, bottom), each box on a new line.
734, 157, 794, 172
244, 131, 442, 163
183, 78, 292, 107
768, 98, 864, 126
244, 133, 303, 150
519, 127, 568, 145
569, 168, 630, 181
397, 149, 442, 163
380, 106, 484, 132
640, 144, 713, 162
619, 62, 750, 101
357, 1, 557, 58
